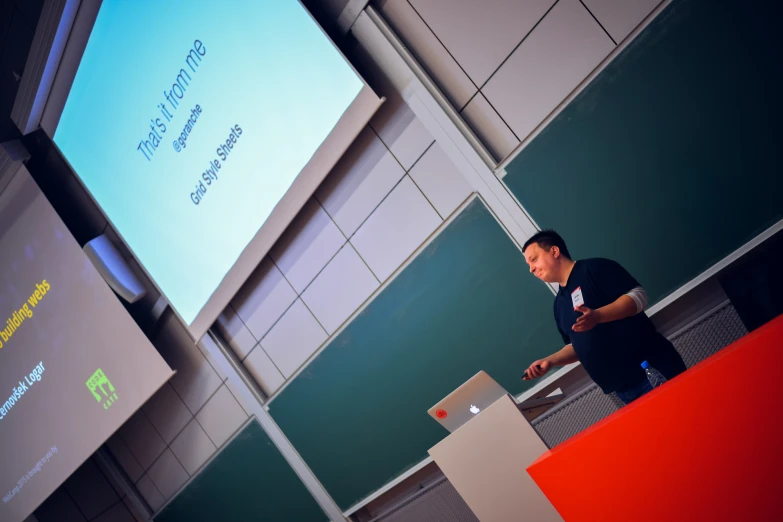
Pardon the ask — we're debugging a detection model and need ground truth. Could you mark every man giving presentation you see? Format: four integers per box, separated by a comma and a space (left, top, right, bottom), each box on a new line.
522, 230, 686, 404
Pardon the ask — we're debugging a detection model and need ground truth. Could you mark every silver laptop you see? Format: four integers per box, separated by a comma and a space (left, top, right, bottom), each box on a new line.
427, 371, 509, 432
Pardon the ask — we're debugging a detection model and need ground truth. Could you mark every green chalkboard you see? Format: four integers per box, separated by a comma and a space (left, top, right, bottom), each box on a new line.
268, 198, 562, 510
504, 0, 783, 305
154, 419, 326, 522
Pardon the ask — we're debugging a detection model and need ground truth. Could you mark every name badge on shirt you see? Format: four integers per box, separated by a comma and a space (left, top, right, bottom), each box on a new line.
571, 287, 585, 309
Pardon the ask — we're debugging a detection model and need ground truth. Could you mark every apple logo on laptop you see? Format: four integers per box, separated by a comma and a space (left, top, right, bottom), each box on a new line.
469, 405, 480, 415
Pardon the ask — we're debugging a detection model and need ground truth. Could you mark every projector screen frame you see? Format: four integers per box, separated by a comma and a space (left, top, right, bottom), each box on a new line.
35, 0, 383, 341
0, 163, 175, 522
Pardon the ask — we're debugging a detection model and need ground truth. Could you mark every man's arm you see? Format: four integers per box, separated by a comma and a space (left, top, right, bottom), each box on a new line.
526, 290, 644, 378
595, 294, 638, 322
523, 344, 578, 380
572, 290, 646, 333
573, 259, 649, 333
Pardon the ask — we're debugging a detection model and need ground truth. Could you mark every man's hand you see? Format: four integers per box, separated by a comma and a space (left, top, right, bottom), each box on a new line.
523, 358, 551, 380
572, 305, 601, 332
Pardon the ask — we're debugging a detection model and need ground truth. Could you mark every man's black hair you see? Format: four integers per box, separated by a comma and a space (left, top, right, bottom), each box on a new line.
522, 230, 572, 259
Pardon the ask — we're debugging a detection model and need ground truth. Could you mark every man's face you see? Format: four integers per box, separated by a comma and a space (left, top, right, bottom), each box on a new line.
524, 243, 559, 282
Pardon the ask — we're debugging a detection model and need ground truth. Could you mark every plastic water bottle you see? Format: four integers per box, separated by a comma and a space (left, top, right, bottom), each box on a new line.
641, 360, 667, 388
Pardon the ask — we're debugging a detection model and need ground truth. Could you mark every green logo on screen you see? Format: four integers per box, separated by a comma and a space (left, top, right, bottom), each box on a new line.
86, 368, 118, 411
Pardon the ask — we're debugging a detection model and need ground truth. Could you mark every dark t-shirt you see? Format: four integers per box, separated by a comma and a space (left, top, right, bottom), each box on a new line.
554, 258, 685, 393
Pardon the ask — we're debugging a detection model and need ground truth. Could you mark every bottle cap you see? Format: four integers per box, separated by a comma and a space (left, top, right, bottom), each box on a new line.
641, 360, 649, 369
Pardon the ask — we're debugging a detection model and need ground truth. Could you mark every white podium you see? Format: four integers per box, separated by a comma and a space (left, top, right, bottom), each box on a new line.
428, 395, 563, 522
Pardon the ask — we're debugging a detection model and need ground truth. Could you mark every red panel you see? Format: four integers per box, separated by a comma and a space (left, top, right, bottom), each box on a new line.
527, 315, 783, 522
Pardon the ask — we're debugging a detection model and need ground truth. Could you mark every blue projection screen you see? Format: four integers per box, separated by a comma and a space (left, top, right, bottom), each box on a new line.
47, 0, 379, 339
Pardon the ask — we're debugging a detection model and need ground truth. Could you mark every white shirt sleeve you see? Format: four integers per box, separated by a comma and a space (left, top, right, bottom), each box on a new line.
625, 286, 648, 314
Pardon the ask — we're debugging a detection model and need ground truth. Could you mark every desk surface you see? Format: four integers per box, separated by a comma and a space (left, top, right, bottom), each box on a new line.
527, 314, 783, 522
